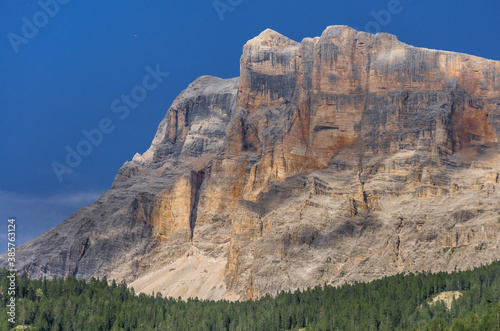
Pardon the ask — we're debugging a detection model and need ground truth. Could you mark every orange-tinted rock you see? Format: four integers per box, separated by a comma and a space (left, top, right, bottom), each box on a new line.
4, 26, 499, 301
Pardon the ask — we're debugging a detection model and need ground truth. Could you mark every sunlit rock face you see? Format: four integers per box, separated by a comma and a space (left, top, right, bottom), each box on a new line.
4, 26, 499, 301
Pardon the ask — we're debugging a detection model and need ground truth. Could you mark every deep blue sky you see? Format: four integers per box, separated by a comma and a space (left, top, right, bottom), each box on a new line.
1, 0, 499, 249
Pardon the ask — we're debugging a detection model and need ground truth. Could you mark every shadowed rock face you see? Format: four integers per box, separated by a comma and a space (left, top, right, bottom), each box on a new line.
2, 26, 499, 301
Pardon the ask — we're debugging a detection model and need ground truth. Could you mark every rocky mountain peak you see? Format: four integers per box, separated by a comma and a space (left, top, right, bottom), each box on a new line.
245, 28, 299, 48
2, 26, 499, 302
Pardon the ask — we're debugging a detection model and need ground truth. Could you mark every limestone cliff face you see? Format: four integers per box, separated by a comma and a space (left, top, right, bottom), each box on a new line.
2, 26, 499, 301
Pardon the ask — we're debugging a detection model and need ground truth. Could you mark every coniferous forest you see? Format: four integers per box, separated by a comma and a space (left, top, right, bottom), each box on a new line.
1, 261, 500, 330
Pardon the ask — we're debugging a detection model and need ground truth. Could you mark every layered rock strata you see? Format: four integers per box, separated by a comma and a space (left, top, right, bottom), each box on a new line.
2, 26, 499, 301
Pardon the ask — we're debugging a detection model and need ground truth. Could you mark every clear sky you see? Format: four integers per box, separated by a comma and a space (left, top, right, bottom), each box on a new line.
1, 0, 499, 249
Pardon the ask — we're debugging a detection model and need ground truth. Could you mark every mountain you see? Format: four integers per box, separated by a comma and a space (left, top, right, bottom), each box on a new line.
2, 26, 499, 301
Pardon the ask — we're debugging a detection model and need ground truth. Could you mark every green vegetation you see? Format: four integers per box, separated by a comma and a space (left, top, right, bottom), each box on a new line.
1, 261, 500, 330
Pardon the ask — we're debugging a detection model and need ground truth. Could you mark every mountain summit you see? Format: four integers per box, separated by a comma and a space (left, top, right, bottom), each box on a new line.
3, 26, 499, 301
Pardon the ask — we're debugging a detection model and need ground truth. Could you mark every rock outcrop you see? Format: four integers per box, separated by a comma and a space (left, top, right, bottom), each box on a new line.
2, 26, 499, 301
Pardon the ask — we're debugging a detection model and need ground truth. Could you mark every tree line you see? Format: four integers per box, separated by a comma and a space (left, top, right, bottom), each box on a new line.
0, 260, 499, 330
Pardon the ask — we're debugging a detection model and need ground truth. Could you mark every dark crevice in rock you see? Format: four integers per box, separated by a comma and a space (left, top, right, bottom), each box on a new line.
190, 170, 206, 241
72, 238, 90, 276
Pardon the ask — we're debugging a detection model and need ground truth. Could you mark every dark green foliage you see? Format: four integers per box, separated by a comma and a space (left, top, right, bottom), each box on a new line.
1, 261, 500, 330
